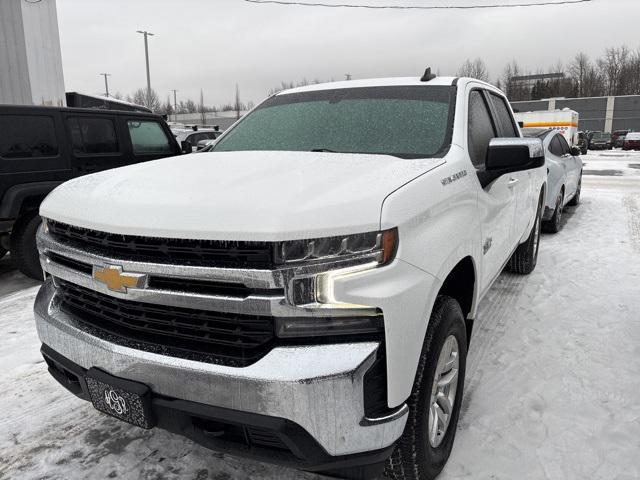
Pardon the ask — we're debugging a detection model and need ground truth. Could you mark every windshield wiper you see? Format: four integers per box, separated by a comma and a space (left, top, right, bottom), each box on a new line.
310, 148, 340, 153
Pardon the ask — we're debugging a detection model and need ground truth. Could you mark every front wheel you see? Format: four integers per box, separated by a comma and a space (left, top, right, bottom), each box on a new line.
9, 212, 43, 280
507, 190, 543, 275
385, 296, 467, 480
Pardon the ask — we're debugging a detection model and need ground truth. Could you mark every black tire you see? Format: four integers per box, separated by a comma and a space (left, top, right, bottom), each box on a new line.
542, 188, 564, 234
507, 190, 543, 275
567, 175, 581, 207
9, 211, 43, 280
385, 296, 467, 480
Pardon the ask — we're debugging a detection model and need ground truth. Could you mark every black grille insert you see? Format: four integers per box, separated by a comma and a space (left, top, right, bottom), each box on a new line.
57, 280, 275, 367
48, 220, 276, 269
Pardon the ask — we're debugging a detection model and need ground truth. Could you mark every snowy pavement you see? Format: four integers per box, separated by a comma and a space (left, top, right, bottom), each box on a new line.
1, 151, 639, 480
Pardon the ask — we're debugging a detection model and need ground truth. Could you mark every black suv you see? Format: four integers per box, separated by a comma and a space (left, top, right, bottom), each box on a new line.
0, 105, 188, 279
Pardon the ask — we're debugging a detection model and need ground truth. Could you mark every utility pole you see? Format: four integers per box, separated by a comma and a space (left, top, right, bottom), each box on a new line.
100, 73, 111, 97
136, 30, 154, 109
170, 89, 178, 122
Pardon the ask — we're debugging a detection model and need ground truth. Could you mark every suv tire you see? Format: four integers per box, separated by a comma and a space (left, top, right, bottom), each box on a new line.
384, 296, 467, 480
507, 190, 543, 275
543, 188, 564, 234
10, 212, 43, 280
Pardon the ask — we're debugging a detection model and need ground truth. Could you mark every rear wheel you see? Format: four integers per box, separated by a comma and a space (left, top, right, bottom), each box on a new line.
384, 296, 467, 480
543, 189, 564, 234
507, 190, 543, 275
9, 211, 43, 280
567, 175, 581, 207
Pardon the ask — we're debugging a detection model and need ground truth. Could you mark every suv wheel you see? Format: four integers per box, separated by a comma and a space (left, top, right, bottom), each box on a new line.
385, 296, 467, 480
543, 189, 564, 234
10, 211, 43, 280
507, 190, 543, 275
567, 175, 581, 207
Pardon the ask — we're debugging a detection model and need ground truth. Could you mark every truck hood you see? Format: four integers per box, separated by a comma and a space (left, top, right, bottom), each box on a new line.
41, 151, 443, 241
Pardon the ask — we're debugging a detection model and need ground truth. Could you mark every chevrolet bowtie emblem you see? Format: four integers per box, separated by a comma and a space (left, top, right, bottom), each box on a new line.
92, 264, 148, 293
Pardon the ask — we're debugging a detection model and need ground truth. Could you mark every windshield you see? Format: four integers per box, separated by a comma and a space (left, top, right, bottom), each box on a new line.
211, 86, 455, 159
593, 132, 611, 140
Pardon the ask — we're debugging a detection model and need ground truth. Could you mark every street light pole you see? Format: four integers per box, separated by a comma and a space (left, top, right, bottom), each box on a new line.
136, 30, 154, 109
100, 73, 111, 97
171, 89, 178, 122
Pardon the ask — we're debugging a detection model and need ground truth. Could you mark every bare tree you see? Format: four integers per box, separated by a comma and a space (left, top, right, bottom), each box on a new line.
598, 46, 630, 96
457, 58, 489, 82
131, 87, 161, 112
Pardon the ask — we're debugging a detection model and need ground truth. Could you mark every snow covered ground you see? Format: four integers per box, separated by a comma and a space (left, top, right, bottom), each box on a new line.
1, 150, 639, 480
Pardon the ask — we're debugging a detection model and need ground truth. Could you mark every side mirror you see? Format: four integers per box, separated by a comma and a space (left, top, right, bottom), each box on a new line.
569, 146, 581, 156
181, 140, 192, 154
486, 137, 545, 173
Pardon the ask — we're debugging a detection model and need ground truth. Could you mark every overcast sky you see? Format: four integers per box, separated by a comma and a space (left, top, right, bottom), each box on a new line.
56, 0, 640, 107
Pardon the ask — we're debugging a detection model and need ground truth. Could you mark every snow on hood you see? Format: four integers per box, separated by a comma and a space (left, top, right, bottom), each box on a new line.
40, 151, 444, 241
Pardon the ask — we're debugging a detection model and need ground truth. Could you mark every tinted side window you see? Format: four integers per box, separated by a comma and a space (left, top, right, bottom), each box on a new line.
468, 91, 497, 168
0, 115, 58, 158
488, 93, 518, 137
556, 135, 570, 155
67, 117, 119, 154
128, 120, 172, 154
549, 136, 564, 156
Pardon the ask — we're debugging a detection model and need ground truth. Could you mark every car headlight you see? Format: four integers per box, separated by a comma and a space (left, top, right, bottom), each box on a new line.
282, 228, 398, 309
275, 228, 397, 266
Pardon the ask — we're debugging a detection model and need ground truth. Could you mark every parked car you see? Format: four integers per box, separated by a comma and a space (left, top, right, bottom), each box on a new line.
623, 131, 640, 150
615, 135, 626, 148
589, 132, 613, 150
0, 105, 187, 278
174, 127, 221, 152
611, 129, 631, 146
35, 72, 546, 480
577, 131, 589, 155
524, 129, 583, 233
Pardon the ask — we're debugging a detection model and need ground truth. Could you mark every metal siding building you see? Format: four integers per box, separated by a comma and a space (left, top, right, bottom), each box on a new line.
512, 95, 640, 133
0, 0, 65, 106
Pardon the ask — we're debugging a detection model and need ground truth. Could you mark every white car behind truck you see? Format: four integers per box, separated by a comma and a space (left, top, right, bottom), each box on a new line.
34, 71, 546, 479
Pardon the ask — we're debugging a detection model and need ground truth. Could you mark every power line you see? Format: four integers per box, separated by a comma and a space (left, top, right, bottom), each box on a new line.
243, 0, 592, 9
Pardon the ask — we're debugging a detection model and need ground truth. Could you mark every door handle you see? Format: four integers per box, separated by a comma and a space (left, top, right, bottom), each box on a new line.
507, 178, 519, 188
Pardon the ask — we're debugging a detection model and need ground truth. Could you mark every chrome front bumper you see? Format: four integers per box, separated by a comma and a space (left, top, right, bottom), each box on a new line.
34, 280, 408, 457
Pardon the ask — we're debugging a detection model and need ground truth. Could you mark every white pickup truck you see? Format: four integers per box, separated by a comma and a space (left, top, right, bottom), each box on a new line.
34, 72, 546, 480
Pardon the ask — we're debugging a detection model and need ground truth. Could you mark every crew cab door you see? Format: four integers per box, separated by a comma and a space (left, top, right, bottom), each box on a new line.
486, 92, 534, 244
467, 89, 517, 290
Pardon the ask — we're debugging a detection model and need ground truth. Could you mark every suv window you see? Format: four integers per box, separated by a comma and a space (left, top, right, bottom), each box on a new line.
68, 117, 119, 155
549, 135, 565, 156
0, 115, 58, 158
468, 90, 497, 168
488, 93, 518, 137
128, 120, 172, 154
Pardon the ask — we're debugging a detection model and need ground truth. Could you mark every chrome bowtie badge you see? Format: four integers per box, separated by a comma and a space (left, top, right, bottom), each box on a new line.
104, 389, 129, 415
92, 264, 147, 293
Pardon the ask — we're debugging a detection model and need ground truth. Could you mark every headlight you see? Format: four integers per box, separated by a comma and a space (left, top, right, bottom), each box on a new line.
284, 228, 398, 309
275, 228, 397, 266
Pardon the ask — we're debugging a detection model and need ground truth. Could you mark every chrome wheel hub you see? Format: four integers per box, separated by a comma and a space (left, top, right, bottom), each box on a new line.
428, 335, 459, 448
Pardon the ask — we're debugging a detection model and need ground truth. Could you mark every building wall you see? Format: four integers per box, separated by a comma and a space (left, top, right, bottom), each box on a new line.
511, 95, 640, 133
0, 0, 65, 106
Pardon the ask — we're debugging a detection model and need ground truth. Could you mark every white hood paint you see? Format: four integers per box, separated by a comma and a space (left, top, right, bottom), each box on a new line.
40, 151, 444, 241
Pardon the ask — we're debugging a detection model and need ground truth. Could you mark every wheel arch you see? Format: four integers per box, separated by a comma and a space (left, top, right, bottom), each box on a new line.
437, 255, 477, 345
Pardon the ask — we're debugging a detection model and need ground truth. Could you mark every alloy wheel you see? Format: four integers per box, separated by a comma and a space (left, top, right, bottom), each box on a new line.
428, 335, 459, 448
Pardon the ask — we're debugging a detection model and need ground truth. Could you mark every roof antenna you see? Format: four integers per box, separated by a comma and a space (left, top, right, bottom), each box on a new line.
420, 67, 436, 82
